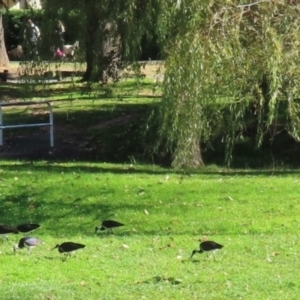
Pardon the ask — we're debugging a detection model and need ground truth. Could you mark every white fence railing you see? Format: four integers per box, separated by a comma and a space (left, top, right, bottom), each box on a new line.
0, 101, 54, 147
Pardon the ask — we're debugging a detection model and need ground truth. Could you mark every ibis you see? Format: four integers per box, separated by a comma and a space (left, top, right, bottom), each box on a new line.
95, 220, 124, 234
13, 237, 42, 254
52, 242, 85, 256
0, 224, 18, 241
191, 240, 224, 260
17, 223, 40, 234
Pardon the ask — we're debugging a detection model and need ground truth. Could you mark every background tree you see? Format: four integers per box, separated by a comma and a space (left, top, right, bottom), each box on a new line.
42, 0, 161, 82
0, 12, 9, 67
153, 0, 300, 168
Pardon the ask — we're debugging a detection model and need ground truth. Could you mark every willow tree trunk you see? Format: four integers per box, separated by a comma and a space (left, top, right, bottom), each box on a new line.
0, 13, 9, 68
188, 138, 204, 168
172, 137, 205, 168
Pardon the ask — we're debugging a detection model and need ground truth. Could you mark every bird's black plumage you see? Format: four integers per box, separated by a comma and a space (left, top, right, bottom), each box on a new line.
191, 240, 224, 258
17, 223, 40, 234
13, 237, 42, 253
95, 220, 124, 234
0, 224, 19, 234
52, 242, 86, 254
0, 224, 18, 240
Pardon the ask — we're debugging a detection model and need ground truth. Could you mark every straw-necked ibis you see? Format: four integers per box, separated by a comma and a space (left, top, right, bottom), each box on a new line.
95, 220, 124, 234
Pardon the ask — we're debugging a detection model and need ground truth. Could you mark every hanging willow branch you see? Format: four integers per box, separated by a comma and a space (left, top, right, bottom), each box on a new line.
153, 0, 300, 167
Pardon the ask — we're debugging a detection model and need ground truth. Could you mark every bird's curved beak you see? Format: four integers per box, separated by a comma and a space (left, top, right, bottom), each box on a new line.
190, 250, 197, 258
51, 245, 58, 251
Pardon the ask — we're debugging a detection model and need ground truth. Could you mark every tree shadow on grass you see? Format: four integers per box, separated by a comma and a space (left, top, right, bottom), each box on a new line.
0, 192, 145, 237
1, 161, 300, 177
0, 186, 224, 238
0, 100, 157, 164
0, 196, 199, 238
1, 86, 300, 173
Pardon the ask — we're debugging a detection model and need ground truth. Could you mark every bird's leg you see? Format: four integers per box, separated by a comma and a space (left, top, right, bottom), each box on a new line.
61, 255, 67, 262
61, 253, 70, 261
212, 250, 217, 261
64, 252, 75, 259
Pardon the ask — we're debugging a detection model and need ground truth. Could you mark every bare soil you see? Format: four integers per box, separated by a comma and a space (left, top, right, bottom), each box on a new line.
2, 61, 164, 80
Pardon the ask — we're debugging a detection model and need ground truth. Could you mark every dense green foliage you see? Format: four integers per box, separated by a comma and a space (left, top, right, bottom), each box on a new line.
41, 0, 163, 81
2, 10, 43, 49
2, 8, 162, 61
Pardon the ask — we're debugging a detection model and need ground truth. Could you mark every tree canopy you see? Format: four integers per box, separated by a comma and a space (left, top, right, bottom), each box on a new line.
153, 0, 300, 168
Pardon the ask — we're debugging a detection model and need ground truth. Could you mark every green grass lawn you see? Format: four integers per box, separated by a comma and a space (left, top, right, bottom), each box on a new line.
0, 63, 299, 299
0, 161, 299, 299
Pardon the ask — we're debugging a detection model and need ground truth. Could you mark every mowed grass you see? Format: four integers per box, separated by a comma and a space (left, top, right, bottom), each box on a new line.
0, 162, 299, 299
0, 61, 299, 299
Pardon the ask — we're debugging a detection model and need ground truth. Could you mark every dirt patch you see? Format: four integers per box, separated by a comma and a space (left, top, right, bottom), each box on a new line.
2, 61, 164, 81
0, 61, 162, 162
0, 116, 130, 162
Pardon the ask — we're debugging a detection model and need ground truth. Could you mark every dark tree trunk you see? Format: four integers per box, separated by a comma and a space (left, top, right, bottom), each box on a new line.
82, 1, 100, 81
82, 2, 120, 82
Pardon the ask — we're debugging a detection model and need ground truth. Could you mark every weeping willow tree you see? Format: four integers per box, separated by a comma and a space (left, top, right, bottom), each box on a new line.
155, 0, 300, 168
